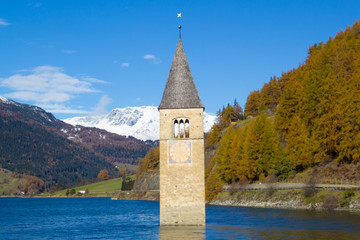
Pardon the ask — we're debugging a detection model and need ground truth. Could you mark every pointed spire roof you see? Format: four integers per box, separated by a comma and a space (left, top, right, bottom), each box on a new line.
159, 38, 204, 109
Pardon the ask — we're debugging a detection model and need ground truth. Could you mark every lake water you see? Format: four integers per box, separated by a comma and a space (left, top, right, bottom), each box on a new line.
0, 197, 360, 239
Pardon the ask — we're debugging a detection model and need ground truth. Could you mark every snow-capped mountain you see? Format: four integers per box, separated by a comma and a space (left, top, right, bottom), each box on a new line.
63, 106, 217, 141
0, 96, 58, 126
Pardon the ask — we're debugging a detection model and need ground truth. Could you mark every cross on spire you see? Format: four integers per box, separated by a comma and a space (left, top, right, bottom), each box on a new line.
177, 13, 182, 39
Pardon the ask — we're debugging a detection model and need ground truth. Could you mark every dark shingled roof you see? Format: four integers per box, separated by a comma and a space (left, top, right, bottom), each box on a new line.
159, 38, 204, 109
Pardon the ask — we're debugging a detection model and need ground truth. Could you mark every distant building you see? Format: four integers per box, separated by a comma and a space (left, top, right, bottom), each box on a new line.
230, 118, 239, 125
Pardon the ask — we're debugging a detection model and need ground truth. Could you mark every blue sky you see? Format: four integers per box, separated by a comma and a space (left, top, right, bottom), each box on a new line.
1, 0, 360, 119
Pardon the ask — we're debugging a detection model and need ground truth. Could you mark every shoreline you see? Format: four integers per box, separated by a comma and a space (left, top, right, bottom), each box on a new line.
112, 188, 360, 211
4, 186, 360, 212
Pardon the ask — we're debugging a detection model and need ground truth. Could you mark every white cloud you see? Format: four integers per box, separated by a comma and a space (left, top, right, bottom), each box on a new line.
26, 2, 42, 8
79, 74, 107, 84
61, 49, 77, 54
5, 91, 72, 103
92, 95, 112, 115
0, 65, 106, 114
121, 62, 129, 67
0, 18, 10, 26
1, 66, 97, 95
143, 54, 156, 60
38, 103, 89, 114
143, 54, 161, 64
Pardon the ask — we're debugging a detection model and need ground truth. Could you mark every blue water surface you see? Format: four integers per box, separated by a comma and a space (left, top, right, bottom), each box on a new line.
0, 197, 360, 239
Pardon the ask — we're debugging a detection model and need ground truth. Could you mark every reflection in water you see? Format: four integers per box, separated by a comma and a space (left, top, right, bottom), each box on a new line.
208, 225, 360, 240
1, 198, 360, 239
159, 226, 205, 240
259, 229, 360, 240
206, 206, 360, 239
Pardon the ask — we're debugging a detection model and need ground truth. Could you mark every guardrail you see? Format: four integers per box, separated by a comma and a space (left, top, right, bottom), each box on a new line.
223, 183, 360, 191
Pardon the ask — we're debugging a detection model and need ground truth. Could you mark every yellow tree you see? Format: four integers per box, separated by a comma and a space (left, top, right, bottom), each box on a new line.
215, 126, 235, 183
137, 147, 160, 177
244, 112, 281, 181
205, 164, 223, 201
206, 123, 222, 146
245, 90, 261, 118
229, 127, 249, 182
275, 72, 305, 139
286, 115, 312, 170
260, 76, 282, 111
22, 176, 45, 195
98, 169, 110, 181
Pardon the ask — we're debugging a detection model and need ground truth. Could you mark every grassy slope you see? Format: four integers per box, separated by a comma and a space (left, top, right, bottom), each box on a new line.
115, 163, 137, 171
54, 178, 123, 196
43, 175, 135, 197
0, 168, 26, 196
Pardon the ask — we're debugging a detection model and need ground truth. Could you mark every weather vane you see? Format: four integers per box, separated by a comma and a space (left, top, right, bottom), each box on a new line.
177, 13, 182, 38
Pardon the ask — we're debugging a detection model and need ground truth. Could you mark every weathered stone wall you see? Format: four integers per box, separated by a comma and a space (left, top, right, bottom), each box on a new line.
159, 108, 205, 225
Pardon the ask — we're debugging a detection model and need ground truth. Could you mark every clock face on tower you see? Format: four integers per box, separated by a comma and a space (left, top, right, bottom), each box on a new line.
169, 140, 191, 164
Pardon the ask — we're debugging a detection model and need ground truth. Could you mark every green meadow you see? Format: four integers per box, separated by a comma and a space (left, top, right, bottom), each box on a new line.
45, 177, 126, 197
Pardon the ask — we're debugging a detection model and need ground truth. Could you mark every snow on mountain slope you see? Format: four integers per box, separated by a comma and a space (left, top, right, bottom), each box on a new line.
1, 96, 16, 105
1, 96, 57, 125
63, 106, 217, 141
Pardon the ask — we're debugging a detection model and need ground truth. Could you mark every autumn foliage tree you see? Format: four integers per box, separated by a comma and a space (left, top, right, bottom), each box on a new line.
118, 168, 127, 179
215, 126, 236, 183
285, 115, 312, 170
260, 77, 282, 112
21, 176, 45, 195
243, 112, 282, 182
98, 169, 111, 181
245, 90, 261, 118
136, 147, 159, 178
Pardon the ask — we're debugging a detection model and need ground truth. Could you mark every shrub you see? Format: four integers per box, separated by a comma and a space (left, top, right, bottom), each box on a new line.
340, 200, 350, 208
303, 172, 318, 198
322, 194, 339, 210
121, 178, 135, 191
70, 188, 76, 195
344, 190, 355, 199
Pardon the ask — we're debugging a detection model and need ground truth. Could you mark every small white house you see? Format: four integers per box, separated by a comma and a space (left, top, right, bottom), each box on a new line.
78, 190, 86, 194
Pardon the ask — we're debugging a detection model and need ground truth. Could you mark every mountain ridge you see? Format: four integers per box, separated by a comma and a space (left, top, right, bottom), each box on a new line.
0, 96, 157, 189
63, 106, 217, 141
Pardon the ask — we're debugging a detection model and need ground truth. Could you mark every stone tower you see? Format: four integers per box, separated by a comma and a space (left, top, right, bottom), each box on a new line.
158, 36, 205, 226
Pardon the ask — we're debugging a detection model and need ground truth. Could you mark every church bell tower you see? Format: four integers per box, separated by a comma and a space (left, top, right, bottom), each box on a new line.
158, 34, 205, 226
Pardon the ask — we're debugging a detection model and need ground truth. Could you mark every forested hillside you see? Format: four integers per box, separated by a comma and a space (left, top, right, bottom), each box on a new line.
205, 20, 360, 200
0, 98, 156, 190
247, 20, 360, 165
0, 104, 116, 188
59, 125, 157, 165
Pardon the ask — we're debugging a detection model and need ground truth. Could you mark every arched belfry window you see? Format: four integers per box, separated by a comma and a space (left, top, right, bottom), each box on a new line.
173, 118, 190, 138
174, 120, 179, 138
185, 119, 189, 138
179, 120, 185, 138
